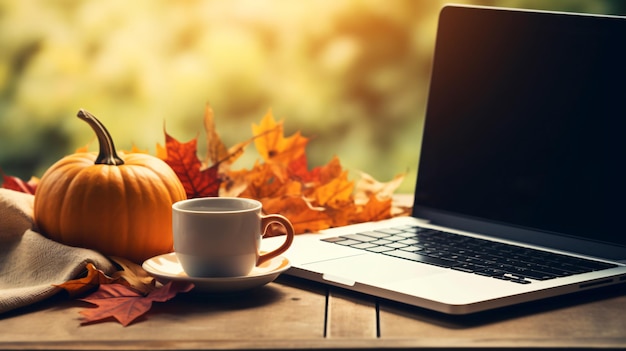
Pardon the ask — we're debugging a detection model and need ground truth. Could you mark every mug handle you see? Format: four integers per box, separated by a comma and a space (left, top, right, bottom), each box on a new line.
257, 214, 295, 266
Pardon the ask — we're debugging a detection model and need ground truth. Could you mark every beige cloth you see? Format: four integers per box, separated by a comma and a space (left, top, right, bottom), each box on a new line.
0, 188, 115, 314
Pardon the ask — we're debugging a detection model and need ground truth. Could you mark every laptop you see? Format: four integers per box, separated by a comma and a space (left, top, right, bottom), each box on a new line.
262, 4, 626, 315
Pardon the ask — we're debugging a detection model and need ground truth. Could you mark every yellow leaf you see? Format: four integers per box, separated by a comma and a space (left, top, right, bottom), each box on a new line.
313, 171, 354, 208
252, 110, 308, 177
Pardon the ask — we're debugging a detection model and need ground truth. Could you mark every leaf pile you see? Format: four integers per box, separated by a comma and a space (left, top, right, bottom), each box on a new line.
159, 105, 407, 234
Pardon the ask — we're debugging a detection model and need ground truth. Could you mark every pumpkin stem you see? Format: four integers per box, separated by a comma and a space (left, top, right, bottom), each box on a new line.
77, 109, 125, 166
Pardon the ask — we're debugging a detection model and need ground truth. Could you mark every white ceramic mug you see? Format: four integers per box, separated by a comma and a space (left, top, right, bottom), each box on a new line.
172, 197, 295, 277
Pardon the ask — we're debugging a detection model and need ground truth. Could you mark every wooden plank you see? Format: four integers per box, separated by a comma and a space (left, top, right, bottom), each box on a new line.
0, 277, 328, 350
376, 283, 626, 348
325, 287, 377, 339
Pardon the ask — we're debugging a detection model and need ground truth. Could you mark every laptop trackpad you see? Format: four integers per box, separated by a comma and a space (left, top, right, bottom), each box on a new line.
302, 253, 446, 286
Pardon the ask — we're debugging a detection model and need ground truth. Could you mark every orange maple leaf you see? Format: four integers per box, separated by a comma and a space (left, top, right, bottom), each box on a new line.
311, 169, 354, 209
233, 162, 301, 200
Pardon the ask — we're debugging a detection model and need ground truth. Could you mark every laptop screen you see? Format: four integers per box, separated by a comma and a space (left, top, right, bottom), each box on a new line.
414, 6, 626, 248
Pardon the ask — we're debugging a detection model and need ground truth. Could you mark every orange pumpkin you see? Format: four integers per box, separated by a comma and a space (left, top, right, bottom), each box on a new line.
33, 109, 187, 263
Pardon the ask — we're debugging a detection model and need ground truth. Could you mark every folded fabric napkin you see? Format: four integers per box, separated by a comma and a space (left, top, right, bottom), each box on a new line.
0, 188, 115, 314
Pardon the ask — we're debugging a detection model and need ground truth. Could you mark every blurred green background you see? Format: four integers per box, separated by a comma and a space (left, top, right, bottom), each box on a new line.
1, 0, 625, 193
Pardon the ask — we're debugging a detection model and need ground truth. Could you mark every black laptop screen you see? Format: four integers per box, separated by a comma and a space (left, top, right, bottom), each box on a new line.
414, 6, 626, 247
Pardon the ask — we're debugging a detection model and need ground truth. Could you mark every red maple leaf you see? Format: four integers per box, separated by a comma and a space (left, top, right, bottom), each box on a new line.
163, 133, 221, 198
79, 281, 194, 326
0, 170, 38, 194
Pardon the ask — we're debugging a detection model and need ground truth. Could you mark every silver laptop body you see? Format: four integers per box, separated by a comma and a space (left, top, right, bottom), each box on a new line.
263, 4, 626, 315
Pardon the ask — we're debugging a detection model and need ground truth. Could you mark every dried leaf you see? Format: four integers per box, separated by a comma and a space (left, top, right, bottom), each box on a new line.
79, 281, 194, 326
354, 171, 406, 204
204, 103, 229, 166
54, 263, 115, 298
109, 256, 157, 295
55, 258, 157, 298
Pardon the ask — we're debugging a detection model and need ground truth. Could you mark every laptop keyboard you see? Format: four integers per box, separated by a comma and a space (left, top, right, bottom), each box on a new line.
322, 225, 617, 284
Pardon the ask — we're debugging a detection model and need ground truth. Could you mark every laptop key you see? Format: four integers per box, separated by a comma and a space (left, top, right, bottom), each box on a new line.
371, 239, 393, 245
341, 234, 378, 242
331, 239, 361, 246
383, 250, 458, 268
322, 237, 346, 243
351, 242, 378, 250
366, 246, 395, 253
385, 242, 409, 249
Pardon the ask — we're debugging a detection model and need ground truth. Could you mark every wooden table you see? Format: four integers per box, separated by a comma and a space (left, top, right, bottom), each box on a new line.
2, 273, 626, 350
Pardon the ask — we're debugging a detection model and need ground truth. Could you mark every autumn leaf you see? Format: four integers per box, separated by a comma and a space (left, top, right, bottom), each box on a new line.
109, 256, 157, 295
354, 171, 406, 205
312, 169, 354, 208
161, 132, 221, 198
252, 110, 309, 181
54, 263, 116, 298
286, 153, 314, 182
55, 258, 157, 298
128, 144, 149, 154
235, 162, 299, 200
353, 194, 394, 223
262, 196, 331, 234
203, 104, 250, 170
160, 104, 254, 198
0, 170, 39, 194
204, 104, 228, 166
79, 281, 194, 326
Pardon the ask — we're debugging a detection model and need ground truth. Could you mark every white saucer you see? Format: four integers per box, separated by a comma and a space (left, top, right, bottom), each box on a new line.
142, 253, 291, 293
